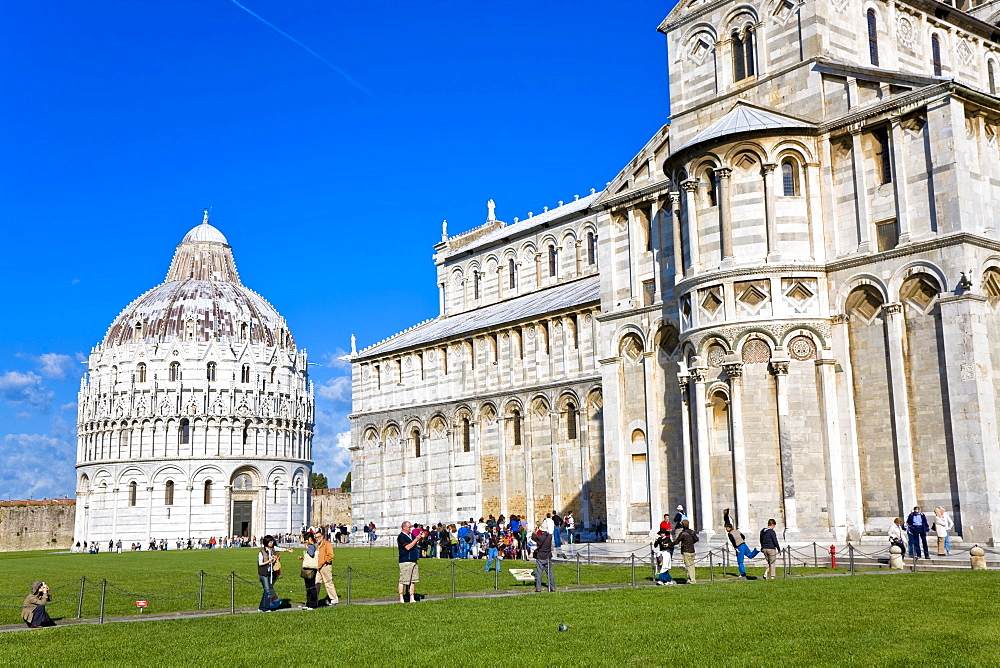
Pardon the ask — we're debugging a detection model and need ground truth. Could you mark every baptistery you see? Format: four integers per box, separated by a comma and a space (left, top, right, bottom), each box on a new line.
74, 211, 314, 545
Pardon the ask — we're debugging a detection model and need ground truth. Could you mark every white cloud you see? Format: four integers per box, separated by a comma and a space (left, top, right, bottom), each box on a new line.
0, 371, 53, 413
321, 349, 353, 372
317, 376, 351, 403
310, 407, 352, 488
1, 434, 77, 500
36, 353, 77, 379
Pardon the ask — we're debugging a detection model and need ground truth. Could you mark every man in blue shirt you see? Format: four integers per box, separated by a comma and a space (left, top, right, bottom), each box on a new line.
456, 521, 471, 559
398, 521, 422, 603
906, 506, 930, 559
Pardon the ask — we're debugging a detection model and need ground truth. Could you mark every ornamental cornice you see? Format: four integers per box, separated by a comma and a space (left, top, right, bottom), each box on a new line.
673, 264, 826, 293
681, 318, 833, 353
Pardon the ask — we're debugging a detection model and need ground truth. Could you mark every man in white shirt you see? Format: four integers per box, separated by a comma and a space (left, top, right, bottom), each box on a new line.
540, 513, 555, 534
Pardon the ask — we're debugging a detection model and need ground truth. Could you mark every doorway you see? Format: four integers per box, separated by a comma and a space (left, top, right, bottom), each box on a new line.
232, 501, 252, 537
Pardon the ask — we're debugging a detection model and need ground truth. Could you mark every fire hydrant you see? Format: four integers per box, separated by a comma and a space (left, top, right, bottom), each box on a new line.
829, 545, 837, 569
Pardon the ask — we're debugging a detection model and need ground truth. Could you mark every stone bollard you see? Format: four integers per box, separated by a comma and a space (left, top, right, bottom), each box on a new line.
970, 546, 987, 570
889, 545, 904, 570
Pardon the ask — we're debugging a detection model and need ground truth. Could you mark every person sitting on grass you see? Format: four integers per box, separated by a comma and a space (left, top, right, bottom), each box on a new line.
22, 582, 55, 628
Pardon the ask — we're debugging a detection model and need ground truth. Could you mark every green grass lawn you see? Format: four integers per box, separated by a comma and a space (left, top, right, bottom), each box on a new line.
1, 570, 997, 665
0, 546, 864, 625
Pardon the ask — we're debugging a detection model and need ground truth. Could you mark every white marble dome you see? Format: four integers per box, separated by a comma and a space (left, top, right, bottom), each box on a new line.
75, 211, 314, 547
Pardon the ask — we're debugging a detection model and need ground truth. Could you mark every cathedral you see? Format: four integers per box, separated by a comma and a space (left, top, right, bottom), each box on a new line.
351, 0, 1000, 544
74, 213, 314, 545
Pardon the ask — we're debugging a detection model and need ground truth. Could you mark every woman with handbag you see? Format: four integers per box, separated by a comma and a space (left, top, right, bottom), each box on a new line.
299, 532, 320, 609
257, 535, 293, 612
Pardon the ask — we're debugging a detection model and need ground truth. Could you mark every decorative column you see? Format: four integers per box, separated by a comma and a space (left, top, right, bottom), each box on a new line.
717, 167, 734, 267
723, 355, 750, 532
550, 408, 561, 515
112, 487, 119, 539
849, 128, 872, 252
762, 163, 780, 262
146, 486, 154, 540
670, 192, 683, 282
815, 358, 847, 541
831, 313, 865, 539
223, 484, 232, 538
883, 302, 917, 512
578, 410, 591, 528
186, 485, 194, 539
649, 199, 663, 301
286, 487, 294, 534
889, 118, 911, 244
771, 357, 798, 532
522, 411, 535, 529
677, 371, 695, 520
691, 361, 714, 536
681, 180, 701, 273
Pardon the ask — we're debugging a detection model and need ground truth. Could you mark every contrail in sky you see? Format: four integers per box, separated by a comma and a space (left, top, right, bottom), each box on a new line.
228, 0, 376, 99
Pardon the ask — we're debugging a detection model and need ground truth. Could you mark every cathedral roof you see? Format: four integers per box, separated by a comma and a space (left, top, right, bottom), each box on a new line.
101, 213, 292, 348
673, 102, 815, 155
357, 275, 600, 358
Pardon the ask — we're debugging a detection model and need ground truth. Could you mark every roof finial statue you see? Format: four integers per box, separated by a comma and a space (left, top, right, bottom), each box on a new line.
351, 333, 357, 355
203, 208, 210, 225
441, 219, 448, 242
487, 199, 496, 222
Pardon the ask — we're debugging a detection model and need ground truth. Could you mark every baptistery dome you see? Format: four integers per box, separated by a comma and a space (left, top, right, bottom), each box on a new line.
75, 211, 314, 547
102, 211, 292, 348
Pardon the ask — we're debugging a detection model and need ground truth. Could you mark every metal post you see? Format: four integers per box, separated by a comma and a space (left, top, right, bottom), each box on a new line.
230, 572, 235, 614
494, 565, 499, 591
849, 544, 855, 575
451, 561, 456, 598
198, 570, 205, 610
587, 543, 591, 565
77, 577, 86, 619
710, 550, 715, 582
813, 542, 818, 568
631, 554, 636, 587
912, 554, 918, 573
346, 566, 352, 604
576, 554, 581, 586
99, 579, 107, 624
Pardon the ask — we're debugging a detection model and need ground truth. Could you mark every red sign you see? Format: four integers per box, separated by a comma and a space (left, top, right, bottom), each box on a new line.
136, 600, 148, 608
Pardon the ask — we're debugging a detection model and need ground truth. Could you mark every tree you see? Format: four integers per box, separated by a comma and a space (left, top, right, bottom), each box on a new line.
311, 472, 328, 490
340, 471, 352, 492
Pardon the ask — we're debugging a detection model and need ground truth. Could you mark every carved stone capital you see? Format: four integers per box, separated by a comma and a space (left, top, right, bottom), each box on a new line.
761, 163, 777, 175
715, 167, 733, 179
770, 360, 790, 376
831, 313, 851, 325
669, 192, 681, 206
681, 179, 699, 193
883, 302, 903, 315
690, 366, 709, 383
677, 372, 691, 393
722, 361, 744, 378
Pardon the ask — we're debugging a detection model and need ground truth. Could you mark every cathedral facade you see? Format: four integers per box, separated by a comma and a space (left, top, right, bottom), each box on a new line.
351, 0, 1000, 544
75, 214, 314, 545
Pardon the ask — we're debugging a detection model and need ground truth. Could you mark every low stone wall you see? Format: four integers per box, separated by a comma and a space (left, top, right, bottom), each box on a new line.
0, 500, 76, 552
311, 489, 351, 526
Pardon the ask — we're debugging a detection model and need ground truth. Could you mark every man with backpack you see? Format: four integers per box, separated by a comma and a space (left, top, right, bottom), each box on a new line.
759, 519, 781, 580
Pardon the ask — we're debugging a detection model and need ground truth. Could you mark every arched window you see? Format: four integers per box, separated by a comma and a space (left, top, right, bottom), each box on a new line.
548, 245, 558, 277
705, 169, 718, 206
512, 409, 522, 446
137, 363, 146, 383
462, 417, 471, 452
270, 367, 277, 384
242, 421, 251, 446
233, 473, 252, 490
874, 127, 892, 184
169, 362, 180, 382
412, 429, 421, 457
134, 322, 143, 341
206, 362, 216, 381
931, 34, 942, 76
165, 480, 175, 506
128, 481, 137, 507
179, 418, 190, 445
781, 159, 800, 196
508, 259, 517, 289
241, 364, 251, 383
110, 366, 118, 386
566, 402, 578, 440
273, 482, 280, 504
204, 480, 212, 504
474, 271, 481, 300
990, 60, 997, 95
867, 10, 879, 66
732, 28, 755, 81
710, 391, 732, 454
240, 323, 248, 341
587, 232, 596, 265
119, 430, 128, 455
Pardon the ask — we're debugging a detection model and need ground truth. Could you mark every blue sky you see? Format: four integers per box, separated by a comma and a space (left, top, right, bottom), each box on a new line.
0, 0, 673, 500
